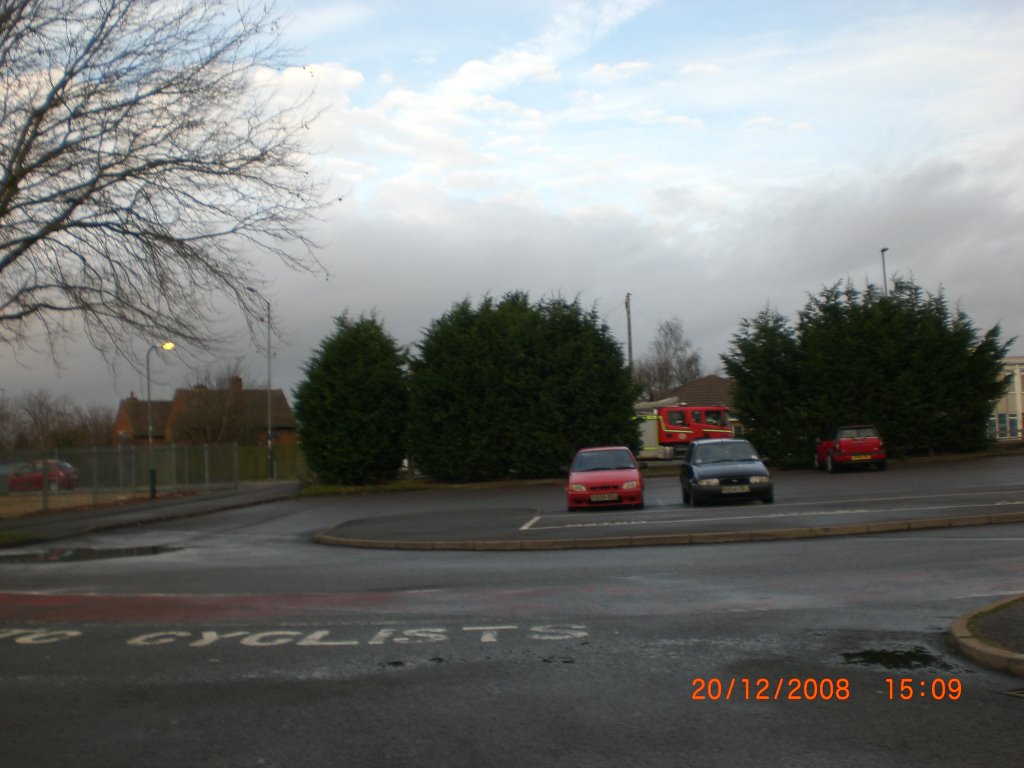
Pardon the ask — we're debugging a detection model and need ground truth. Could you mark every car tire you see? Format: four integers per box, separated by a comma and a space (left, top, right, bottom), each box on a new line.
689, 490, 701, 508
877, 459, 888, 471
763, 493, 774, 504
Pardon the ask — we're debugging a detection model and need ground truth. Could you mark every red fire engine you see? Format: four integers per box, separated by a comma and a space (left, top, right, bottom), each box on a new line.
635, 398, 733, 460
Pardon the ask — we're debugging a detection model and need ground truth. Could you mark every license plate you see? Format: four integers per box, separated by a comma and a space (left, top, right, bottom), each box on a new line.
721, 485, 749, 494
851, 455, 871, 461
590, 493, 620, 502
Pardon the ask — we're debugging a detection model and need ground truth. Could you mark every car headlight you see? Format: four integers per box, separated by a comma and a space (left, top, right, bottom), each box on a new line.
570, 483, 587, 492
622, 480, 639, 490
750, 476, 771, 484
697, 478, 720, 487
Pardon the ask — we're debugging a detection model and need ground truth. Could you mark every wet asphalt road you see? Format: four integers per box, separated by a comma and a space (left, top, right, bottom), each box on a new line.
2, 456, 1024, 767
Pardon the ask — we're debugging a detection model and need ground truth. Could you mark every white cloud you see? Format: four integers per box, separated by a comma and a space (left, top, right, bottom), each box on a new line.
588, 61, 650, 83
445, 51, 560, 94
680, 62, 723, 76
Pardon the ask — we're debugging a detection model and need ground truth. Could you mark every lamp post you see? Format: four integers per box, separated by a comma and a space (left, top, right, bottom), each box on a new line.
880, 247, 889, 296
247, 288, 273, 479
146, 341, 176, 498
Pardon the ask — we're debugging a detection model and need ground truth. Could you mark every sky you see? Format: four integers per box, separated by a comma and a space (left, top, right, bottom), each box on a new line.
3, 0, 1024, 408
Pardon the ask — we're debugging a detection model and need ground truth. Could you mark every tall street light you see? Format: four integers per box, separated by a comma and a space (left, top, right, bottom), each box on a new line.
147, 341, 176, 498
880, 247, 889, 296
247, 287, 273, 479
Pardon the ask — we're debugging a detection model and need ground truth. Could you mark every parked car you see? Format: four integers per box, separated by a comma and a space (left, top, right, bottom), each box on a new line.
814, 425, 887, 472
679, 438, 773, 506
565, 446, 645, 511
5, 459, 80, 492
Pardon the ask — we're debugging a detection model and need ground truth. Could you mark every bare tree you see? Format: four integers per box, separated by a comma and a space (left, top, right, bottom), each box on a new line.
73, 403, 116, 447
0, 390, 15, 453
170, 357, 261, 444
14, 388, 76, 448
634, 317, 703, 399
0, 0, 327, 366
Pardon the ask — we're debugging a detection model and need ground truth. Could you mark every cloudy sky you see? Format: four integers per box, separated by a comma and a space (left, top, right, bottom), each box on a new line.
4, 0, 1024, 408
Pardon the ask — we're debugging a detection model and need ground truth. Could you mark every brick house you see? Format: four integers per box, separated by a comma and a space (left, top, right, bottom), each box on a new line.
113, 377, 297, 446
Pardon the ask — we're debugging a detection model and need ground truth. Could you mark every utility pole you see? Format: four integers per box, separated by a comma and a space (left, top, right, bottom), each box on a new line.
625, 292, 633, 369
880, 247, 889, 296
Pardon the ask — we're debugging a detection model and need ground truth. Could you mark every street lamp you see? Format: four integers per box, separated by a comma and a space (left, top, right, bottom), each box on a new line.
247, 287, 273, 479
880, 247, 889, 296
146, 341, 176, 498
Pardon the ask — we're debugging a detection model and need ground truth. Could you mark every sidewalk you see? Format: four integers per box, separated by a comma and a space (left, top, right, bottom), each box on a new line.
0, 480, 301, 547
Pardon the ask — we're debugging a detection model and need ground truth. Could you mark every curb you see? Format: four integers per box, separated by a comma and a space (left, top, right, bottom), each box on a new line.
948, 595, 1024, 678
314, 508, 1024, 552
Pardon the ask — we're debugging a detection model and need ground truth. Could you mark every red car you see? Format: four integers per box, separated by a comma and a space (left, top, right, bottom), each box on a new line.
814, 425, 887, 472
565, 446, 645, 511
6, 459, 80, 492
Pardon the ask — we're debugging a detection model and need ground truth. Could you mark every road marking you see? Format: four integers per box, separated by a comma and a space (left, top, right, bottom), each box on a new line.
463, 625, 517, 642
524, 499, 1024, 532
520, 515, 542, 531
3, 623, 591, 648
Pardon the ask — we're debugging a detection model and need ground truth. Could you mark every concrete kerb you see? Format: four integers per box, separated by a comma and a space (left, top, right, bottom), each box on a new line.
949, 595, 1024, 678
314, 510, 1024, 552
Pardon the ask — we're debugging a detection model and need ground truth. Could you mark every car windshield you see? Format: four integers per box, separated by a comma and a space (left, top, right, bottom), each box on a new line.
839, 426, 878, 439
693, 442, 759, 464
571, 449, 636, 472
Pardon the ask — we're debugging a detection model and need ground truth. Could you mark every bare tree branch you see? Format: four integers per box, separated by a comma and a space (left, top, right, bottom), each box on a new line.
0, 0, 328, 368
633, 317, 703, 399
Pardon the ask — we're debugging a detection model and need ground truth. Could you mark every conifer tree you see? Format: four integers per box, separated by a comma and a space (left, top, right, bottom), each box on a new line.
409, 292, 638, 482
294, 314, 407, 484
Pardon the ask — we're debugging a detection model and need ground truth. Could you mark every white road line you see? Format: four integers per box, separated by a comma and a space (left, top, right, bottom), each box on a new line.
524, 499, 1024, 532
520, 515, 542, 531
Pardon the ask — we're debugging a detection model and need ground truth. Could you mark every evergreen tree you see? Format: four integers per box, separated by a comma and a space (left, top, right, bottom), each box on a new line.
722, 278, 1012, 464
409, 292, 638, 482
721, 307, 804, 462
293, 313, 408, 484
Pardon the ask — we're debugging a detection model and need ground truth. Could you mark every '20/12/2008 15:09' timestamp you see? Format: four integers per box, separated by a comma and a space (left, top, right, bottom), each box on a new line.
691, 677, 964, 702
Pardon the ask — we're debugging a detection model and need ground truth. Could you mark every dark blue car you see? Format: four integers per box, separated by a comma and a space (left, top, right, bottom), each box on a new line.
679, 438, 774, 507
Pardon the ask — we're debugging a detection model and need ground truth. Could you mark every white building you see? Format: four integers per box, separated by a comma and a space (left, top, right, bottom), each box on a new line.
990, 356, 1023, 440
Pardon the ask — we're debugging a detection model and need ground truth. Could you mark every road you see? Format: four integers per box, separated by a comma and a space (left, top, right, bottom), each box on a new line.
2, 457, 1023, 767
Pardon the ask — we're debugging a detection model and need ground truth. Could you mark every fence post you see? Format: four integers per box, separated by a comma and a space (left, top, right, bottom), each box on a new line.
91, 447, 98, 506
204, 444, 210, 492
233, 444, 240, 489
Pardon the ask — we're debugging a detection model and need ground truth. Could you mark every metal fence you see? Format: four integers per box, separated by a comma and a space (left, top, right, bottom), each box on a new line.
0, 444, 307, 516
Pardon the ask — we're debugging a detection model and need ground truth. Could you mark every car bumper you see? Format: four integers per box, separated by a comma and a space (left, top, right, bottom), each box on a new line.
691, 483, 773, 503
833, 452, 886, 464
567, 490, 644, 509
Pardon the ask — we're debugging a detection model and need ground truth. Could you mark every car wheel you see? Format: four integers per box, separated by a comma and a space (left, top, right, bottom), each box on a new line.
877, 459, 888, 471
681, 483, 689, 505
826, 455, 836, 473
689, 490, 701, 508
763, 492, 774, 504
635, 501, 645, 510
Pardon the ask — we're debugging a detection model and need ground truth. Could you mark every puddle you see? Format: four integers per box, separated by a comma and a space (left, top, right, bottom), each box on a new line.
841, 646, 952, 671
0, 545, 182, 563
